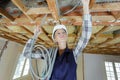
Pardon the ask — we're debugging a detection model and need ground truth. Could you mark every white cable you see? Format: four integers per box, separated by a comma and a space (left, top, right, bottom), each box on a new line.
29, 44, 50, 79
23, 37, 57, 80
63, 0, 81, 14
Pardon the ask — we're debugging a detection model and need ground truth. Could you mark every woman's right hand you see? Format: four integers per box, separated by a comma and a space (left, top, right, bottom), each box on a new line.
34, 25, 43, 36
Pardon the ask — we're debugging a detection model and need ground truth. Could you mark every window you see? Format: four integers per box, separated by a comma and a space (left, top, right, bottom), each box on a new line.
13, 55, 29, 79
115, 63, 120, 80
105, 62, 115, 80
105, 61, 120, 80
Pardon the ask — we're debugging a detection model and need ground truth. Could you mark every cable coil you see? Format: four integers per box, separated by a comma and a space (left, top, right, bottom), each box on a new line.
23, 36, 57, 80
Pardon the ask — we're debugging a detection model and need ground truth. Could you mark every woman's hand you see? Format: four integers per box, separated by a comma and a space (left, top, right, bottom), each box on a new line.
81, 0, 90, 14
34, 25, 43, 36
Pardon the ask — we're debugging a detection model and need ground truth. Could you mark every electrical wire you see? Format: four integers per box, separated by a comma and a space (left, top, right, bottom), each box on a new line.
63, 0, 81, 15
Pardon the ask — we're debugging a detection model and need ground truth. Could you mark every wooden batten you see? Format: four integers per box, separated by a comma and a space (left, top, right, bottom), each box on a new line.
0, 8, 15, 21
26, 7, 51, 15
89, 0, 95, 9
46, 0, 59, 21
12, 0, 34, 21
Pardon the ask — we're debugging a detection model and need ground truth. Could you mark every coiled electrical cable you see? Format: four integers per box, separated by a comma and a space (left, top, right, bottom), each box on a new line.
23, 35, 58, 80
63, 0, 81, 14
23, 33, 57, 79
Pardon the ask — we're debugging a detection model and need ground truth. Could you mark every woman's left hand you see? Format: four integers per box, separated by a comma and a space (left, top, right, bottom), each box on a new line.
81, 0, 90, 6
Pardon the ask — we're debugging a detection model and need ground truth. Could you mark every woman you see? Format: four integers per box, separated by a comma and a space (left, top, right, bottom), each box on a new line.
23, 0, 92, 80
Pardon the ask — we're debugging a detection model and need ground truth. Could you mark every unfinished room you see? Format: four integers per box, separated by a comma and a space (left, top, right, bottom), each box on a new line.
0, 0, 120, 80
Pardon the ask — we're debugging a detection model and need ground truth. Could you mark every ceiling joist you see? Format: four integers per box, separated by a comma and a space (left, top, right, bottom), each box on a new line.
98, 34, 120, 47
0, 7, 15, 21
46, 0, 59, 21
26, 7, 51, 15
89, 0, 95, 9
12, 0, 34, 21
95, 26, 109, 37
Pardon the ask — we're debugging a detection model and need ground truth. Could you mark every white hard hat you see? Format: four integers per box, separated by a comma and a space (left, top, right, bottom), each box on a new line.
52, 24, 68, 41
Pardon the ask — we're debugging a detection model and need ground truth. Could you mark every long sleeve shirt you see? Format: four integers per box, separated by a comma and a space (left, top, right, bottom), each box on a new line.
73, 14, 92, 61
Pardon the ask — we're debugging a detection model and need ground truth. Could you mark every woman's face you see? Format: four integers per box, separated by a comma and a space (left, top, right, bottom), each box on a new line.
54, 29, 68, 43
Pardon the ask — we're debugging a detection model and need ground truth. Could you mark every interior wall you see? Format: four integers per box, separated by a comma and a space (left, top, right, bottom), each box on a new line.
84, 53, 120, 80
0, 38, 23, 80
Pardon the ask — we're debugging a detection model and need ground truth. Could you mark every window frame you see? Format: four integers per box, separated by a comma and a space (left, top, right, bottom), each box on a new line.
12, 54, 30, 80
105, 61, 120, 80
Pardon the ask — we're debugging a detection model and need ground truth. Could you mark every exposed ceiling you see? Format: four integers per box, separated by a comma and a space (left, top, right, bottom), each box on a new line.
0, 0, 120, 55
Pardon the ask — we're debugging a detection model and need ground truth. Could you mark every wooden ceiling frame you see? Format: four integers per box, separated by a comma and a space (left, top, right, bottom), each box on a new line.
0, 7, 15, 22
0, 34, 25, 45
91, 3, 120, 12
61, 3, 120, 15
94, 26, 109, 37
0, 29, 26, 45
20, 26, 42, 40
1, 25, 30, 40
26, 7, 51, 15
89, 0, 95, 9
111, 11, 120, 20
84, 46, 120, 54
11, 0, 34, 21
21, 25, 52, 47
46, 0, 59, 21
90, 26, 109, 43
98, 34, 120, 47
0, 28, 27, 41
84, 49, 120, 55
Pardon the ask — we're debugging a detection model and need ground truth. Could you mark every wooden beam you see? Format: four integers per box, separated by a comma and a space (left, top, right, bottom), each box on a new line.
0, 29, 25, 44
90, 33, 113, 43
46, 0, 59, 20
95, 26, 109, 37
61, 3, 120, 15
73, 21, 120, 26
84, 50, 120, 55
26, 7, 51, 15
0, 7, 15, 21
0, 34, 25, 45
98, 34, 120, 47
11, 0, 34, 21
89, 0, 95, 9
1, 14, 119, 26
2, 25, 29, 40
21, 26, 52, 46
91, 3, 120, 12
0, 29, 27, 42
6, 20, 120, 27
111, 11, 120, 20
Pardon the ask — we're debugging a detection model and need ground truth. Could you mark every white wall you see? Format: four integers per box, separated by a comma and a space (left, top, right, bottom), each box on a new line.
0, 38, 23, 80
84, 53, 120, 80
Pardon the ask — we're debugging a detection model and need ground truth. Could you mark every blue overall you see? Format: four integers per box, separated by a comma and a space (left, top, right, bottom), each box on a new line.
50, 48, 77, 80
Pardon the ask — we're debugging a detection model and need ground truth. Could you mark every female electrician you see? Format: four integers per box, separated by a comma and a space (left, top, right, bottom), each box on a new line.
23, 0, 92, 80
